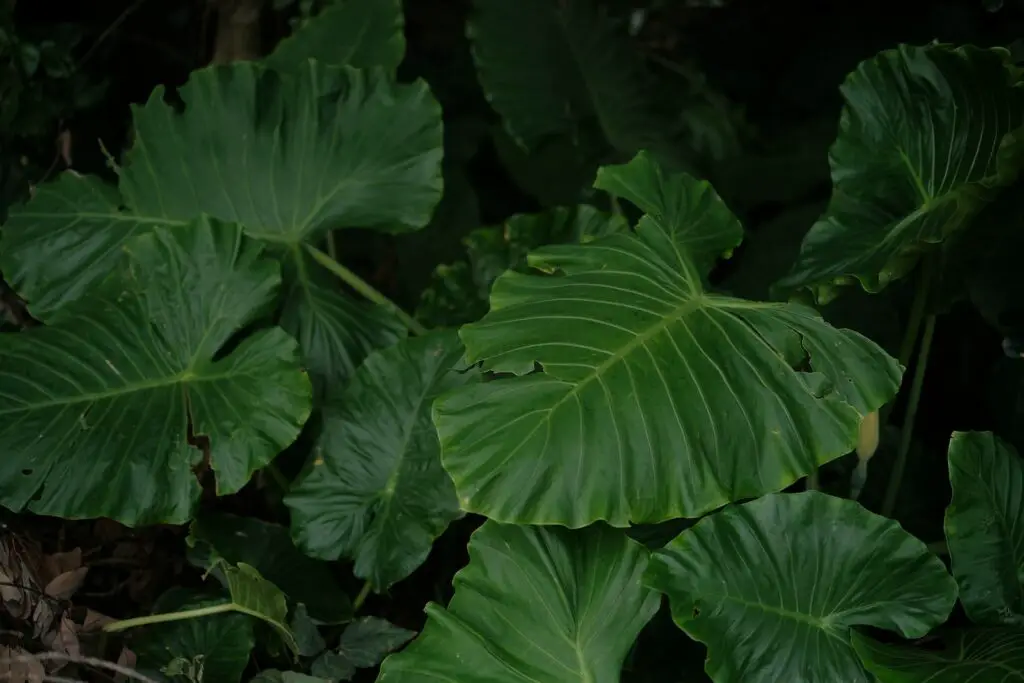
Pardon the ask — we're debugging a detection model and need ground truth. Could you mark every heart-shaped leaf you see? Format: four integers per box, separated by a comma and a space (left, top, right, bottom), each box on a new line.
434, 152, 902, 527
377, 522, 659, 683
286, 331, 474, 590
1, 61, 441, 385
0, 218, 310, 525
945, 430, 1024, 626
646, 491, 958, 683
778, 44, 1024, 303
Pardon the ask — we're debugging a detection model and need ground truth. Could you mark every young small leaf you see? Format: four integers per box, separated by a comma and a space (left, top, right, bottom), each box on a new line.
337, 617, 415, 668
188, 512, 352, 623
222, 562, 299, 655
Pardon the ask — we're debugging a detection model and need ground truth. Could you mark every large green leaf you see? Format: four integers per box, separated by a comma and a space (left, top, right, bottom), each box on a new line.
286, 331, 473, 590
468, 0, 675, 160
434, 152, 903, 527
1, 60, 440, 382
646, 491, 958, 683
3, 62, 442, 317
264, 0, 405, 74
133, 588, 255, 683
0, 173, 169, 321
777, 44, 1024, 303
120, 62, 442, 240
945, 430, 1024, 626
0, 218, 311, 525
188, 512, 352, 623
376, 522, 660, 683
852, 629, 1024, 681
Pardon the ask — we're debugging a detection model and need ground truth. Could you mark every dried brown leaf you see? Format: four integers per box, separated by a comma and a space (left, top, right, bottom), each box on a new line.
43, 568, 88, 601
0, 645, 44, 683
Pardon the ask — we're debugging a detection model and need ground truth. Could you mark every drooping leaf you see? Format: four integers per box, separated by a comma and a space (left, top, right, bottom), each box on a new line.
945, 430, 1024, 626
468, 0, 676, 163
376, 522, 660, 683
1, 61, 441, 318
646, 491, 958, 683
187, 512, 352, 623
312, 617, 415, 679
0, 218, 311, 525
220, 562, 299, 655
777, 44, 1024, 303
417, 205, 627, 327
434, 152, 903, 527
286, 331, 474, 590
133, 588, 254, 683
852, 629, 1024, 681
264, 0, 405, 74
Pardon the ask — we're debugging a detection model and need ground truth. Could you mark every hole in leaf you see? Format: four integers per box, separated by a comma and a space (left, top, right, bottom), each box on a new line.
20, 469, 31, 476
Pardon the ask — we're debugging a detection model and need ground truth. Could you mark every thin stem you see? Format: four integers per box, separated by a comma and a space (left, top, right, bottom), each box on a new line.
805, 471, 819, 491
304, 243, 428, 336
882, 313, 937, 518
103, 603, 234, 632
927, 540, 948, 556
327, 230, 338, 260
352, 580, 372, 613
2, 653, 161, 683
264, 462, 290, 492
897, 259, 933, 369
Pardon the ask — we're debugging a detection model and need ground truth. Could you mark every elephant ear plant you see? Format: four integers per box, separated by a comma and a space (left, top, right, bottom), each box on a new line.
2, 0, 1024, 678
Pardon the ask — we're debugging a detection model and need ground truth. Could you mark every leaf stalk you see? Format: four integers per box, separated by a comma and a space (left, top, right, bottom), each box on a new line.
304, 243, 428, 336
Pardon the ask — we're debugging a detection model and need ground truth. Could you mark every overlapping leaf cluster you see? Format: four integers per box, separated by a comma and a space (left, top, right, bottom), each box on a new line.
6, 0, 1024, 680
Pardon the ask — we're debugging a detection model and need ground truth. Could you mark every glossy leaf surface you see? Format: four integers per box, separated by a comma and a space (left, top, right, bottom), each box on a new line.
188, 513, 352, 623
646, 491, 958, 683
435, 152, 903, 526
286, 331, 473, 589
0, 219, 310, 525
377, 522, 659, 683
779, 44, 1024, 302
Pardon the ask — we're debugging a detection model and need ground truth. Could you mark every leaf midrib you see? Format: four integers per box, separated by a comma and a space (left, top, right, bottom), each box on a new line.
0, 367, 250, 416
536, 291, 708, 422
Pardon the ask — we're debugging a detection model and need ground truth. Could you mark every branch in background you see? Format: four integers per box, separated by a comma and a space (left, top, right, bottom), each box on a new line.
0, 652, 160, 683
